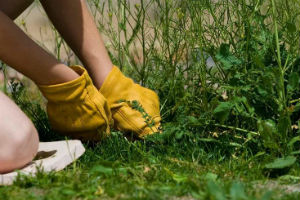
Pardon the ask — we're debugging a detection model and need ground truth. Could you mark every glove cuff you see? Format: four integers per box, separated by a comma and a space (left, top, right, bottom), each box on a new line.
38, 65, 92, 103
38, 65, 112, 141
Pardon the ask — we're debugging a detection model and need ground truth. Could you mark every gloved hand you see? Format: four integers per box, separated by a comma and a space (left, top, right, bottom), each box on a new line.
99, 66, 162, 138
38, 65, 112, 141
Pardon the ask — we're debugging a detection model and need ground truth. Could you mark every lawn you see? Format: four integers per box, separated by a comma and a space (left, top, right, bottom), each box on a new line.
0, 0, 300, 199
0, 130, 299, 200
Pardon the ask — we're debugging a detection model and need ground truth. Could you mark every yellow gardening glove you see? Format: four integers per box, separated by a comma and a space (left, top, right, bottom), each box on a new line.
99, 66, 162, 138
38, 66, 112, 141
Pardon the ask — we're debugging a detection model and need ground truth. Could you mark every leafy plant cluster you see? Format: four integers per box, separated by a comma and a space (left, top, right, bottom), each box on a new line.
0, 0, 299, 186
83, 0, 300, 165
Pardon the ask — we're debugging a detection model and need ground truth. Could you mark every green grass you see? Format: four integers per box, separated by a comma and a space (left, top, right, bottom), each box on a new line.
0, 131, 299, 199
1, 0, 300, 199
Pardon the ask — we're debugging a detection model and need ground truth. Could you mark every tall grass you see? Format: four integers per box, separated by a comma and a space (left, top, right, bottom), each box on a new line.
0, 1, 299, 198
84, 0, 300, 157
1, 0, 300, 158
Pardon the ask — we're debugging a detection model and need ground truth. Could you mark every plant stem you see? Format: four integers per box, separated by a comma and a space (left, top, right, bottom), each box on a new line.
290, 98, 300, 104
212, 123, 260, 136
271, 0, 282, 68
271, 0, 287, 112
190, 122, 260, 136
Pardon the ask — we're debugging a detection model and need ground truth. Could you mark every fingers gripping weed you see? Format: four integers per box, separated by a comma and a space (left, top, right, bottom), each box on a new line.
118, 99, 158, 133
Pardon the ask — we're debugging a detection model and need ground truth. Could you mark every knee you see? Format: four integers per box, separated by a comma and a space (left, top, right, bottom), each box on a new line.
13, 120, 39, 160
0, 120, 39, 173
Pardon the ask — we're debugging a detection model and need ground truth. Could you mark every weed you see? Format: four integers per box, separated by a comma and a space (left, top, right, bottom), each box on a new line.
0, 0, 300, 199
118, 99, 157, 132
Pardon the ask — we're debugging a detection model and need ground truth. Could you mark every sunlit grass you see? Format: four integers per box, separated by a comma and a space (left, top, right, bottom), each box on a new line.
0, 0, 299, 199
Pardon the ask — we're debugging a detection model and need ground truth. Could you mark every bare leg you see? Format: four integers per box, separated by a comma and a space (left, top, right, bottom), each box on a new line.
0, 1, 77, 172
0, 91, 39, 173
0, 11, 79, 85
40, 0, 113, 88
0, 0, 33, 20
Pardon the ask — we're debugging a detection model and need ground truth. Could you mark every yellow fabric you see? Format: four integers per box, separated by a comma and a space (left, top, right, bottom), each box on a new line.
38, 65, 112, 141
99, 66, 162, 138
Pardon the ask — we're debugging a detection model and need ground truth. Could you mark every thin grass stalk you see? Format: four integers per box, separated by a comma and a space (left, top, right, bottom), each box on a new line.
271, 0, 286, 111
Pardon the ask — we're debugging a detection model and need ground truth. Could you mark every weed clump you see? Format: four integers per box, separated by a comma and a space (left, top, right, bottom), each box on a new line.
0, 0, 300, 198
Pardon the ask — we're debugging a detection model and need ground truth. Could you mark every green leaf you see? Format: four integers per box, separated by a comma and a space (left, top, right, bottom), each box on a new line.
257, 87, 268, 97
187, 116, 198, 124
164, 167, 188, 183
91, 165, 127, 175
265, 156, 297, 169
216, 44, 242, 70
172, 174, 188, 183
207, 181, 226, 200
91, 165, 113, 175
260, 191, 273, 200
213, 102, 234, 123
294, 102, 300, 113
287, 22, 297, 33
230, 182, 247, 200
287, 72, 300, 92
279, 175, 300, 182
291, 150, 300, 155
257, 119, 277, 136
199, 138, 221, 143
175, 131, 184, 140
257, 119, 279, 149
229, 142, 243, 147
253, 55, 265, 68
204, 172, 218, 181
254, 151, 266, 158
61, 189, 76, 195
288, 136, 300, 147
219, 43, 230, 57
277, 115, 291, 136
